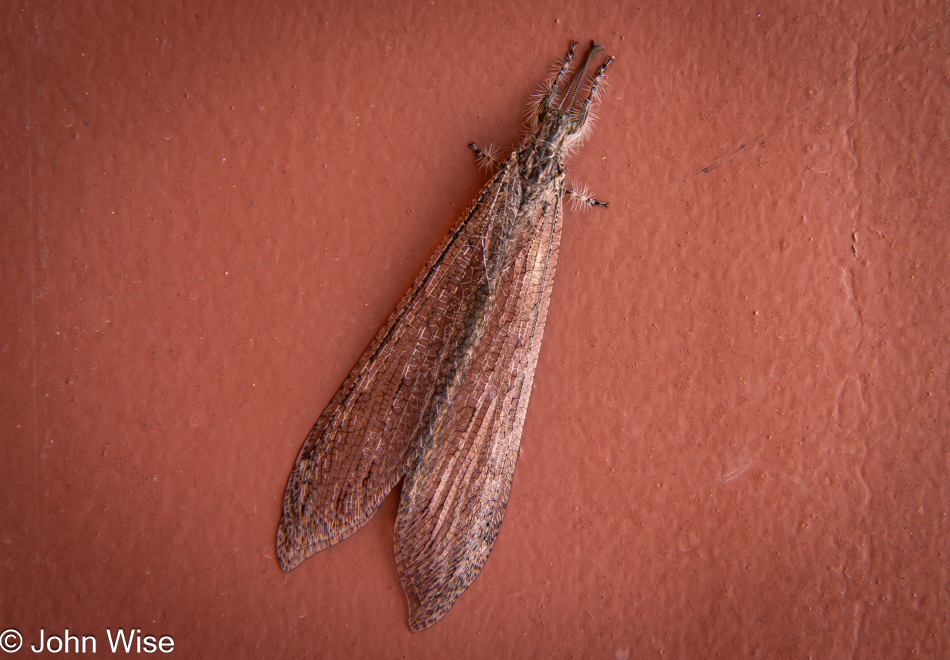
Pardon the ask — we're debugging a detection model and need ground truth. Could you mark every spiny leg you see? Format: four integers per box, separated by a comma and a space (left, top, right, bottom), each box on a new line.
573, 55, 615, 123
566, 188, 608, 209
588, 56, 614, 99
540, 41, 578, 110
560, 41, 605, 113
468, 142, 503, 170
565, 48, 613, 210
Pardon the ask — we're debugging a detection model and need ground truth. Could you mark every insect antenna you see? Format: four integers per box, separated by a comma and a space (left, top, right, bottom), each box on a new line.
558, 41, 605, 113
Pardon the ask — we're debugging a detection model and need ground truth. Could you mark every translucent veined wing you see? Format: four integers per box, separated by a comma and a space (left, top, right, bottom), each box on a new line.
393, 178, 565, 631
276, 162, 528, 572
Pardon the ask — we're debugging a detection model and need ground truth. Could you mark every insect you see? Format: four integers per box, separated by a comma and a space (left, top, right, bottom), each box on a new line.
277, 40, 613, 631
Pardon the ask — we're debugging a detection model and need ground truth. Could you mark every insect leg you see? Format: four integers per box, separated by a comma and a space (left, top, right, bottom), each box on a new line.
566, 187, 608, 209
469, 142, 504, 170
575, 55, 615, 120
566, 50, 614, 143
540, 41, 578, 110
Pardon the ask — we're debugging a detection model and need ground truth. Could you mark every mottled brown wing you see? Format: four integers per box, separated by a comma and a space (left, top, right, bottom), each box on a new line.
393, 187, 565, 631
277, 165, 523, 572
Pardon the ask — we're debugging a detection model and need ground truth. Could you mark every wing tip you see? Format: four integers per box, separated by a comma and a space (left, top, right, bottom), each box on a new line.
276, 524, 304, 572
407, 599, 453, 632
398, 557, 467, 632
408, 611, 440, 633
276, 512, 326, 572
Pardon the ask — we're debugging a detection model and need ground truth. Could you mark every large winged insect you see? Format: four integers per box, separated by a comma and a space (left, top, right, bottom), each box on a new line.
277, 40, 613, 631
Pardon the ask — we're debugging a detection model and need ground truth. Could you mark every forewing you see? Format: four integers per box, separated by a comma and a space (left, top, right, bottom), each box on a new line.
277, 168, 519, 571
393, 192, 564, 631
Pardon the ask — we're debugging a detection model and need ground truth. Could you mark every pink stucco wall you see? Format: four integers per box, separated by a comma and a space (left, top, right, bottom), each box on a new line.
2, 1, 947, 656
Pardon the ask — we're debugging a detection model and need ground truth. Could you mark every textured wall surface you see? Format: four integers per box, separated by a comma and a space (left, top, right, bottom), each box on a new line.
2, 0, 948, 657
